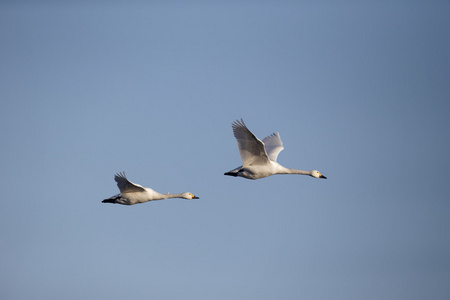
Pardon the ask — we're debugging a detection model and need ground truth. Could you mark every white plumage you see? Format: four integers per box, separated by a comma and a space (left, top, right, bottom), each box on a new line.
102, 172, 199, 205
224, 119, 327, 180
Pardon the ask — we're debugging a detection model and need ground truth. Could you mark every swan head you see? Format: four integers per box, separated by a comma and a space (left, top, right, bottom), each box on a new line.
311, 170, 327, 179
182, 192, 199, 200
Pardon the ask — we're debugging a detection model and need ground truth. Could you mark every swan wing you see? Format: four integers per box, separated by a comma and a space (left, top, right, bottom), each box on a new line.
262, 132, 284, 162
114, 172, 146, 193
232, 119, 271, 166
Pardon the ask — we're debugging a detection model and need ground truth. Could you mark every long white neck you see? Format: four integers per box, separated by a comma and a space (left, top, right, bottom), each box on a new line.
161, 193, 186, 199
283, 168, 311, 176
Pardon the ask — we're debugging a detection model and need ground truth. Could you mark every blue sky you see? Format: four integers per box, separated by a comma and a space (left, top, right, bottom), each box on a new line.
1, 1, 449, 299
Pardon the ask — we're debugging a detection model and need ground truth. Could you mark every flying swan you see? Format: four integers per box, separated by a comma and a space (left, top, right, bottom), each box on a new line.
224, 119, 327, 180
102, 172, 199, 205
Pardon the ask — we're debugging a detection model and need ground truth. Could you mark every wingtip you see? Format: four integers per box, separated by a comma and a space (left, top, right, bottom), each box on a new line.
115, 171, 126, 178
232, 118, 245, 127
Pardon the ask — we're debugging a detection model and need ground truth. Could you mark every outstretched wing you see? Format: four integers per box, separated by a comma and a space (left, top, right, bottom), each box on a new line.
262, 132, 284, 162
231, 119, 271, 166
114, 172, 146, 193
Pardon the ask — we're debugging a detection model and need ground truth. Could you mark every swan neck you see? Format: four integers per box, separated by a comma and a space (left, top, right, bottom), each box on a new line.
162, 193, 184, 199
286, 168, 310, 175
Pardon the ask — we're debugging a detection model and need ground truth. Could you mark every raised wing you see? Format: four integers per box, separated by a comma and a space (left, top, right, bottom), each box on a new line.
262, 132, 284, 162
231, 119, 271, 166
114, 172, 146, 193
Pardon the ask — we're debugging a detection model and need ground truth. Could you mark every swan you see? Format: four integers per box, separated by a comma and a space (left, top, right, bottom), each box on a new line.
102, 172, 199, 205
224, 119, 327, 180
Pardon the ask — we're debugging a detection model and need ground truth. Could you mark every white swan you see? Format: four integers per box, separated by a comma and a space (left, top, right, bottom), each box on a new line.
102, 172, 199, 205
224, 119, 327, 180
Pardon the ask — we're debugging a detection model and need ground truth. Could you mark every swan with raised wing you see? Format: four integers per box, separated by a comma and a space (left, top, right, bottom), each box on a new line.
224, 119, 327, 180
103, 172, 199, 205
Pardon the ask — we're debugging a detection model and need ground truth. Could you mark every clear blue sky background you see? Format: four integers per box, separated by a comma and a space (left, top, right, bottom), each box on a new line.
1, 1, 449, 299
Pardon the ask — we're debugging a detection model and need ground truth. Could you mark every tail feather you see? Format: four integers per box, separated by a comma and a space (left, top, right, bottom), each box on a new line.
102, 194, 121, 204
224, 171, 238, 177
224, 167, 244, 177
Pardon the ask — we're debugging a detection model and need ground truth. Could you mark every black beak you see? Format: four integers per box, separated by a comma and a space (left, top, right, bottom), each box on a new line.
320, 175, 327, 179
193, 196, 199, 199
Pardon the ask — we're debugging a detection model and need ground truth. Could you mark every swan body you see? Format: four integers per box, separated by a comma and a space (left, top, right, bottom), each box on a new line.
224, 119, 327, 180
102, 172, 199, 205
